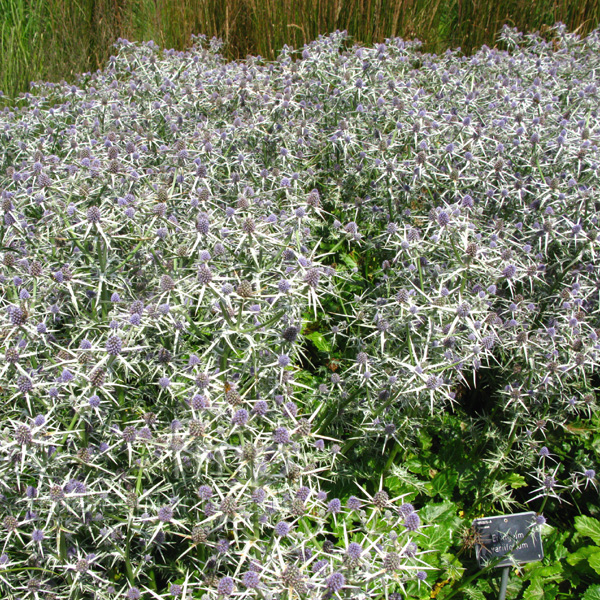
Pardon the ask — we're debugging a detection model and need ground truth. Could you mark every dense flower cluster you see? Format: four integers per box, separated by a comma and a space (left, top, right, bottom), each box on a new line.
0, 22, 598, 599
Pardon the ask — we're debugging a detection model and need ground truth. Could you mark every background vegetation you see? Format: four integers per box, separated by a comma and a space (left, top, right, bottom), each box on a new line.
1, 0, 600, 99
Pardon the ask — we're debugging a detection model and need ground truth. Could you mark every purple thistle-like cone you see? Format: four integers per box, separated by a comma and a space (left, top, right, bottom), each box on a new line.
404, 512, 421, 531
426, 375, 443, 390
437, 211, 450, 226
274, 521, 291, 537
198, 485, 213, 500
304, 268, 320, 288
32, 529, 44, 542
195, 216, 210, 235
252, 488, 266, 504
243, 571, 260, 589
17, 376, 33, 394
87, 206, 101, 224
198, 264, 213, 285
106, 336, 122, 355
282, 325, 300, 343
399, 502, 415, 516
232, 409, 249, 425
502, 264, 517, 278
217, 576, 234, 596
273, 427, 290, 444
253, 400, 268, 416
157, 505, 174, 522
122, 426, 137, 443
456, 302, 471, 318
296, 486, 311, 501
313, 559, 328, 573
326, 572, 346, 592
346, 496, 361, 510
347, 542, 362, 559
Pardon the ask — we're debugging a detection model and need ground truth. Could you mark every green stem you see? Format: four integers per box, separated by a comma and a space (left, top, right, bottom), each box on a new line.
60, 411, 80, 448
316, 389, 360, 433
124, 526, 134, 584
383, 441, 400, 474
416, 256, 424, 291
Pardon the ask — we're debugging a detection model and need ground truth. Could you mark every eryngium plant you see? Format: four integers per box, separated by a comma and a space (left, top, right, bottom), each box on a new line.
302, 23, 599, 507
0, 33, 434, 599
0, 22, 599, 597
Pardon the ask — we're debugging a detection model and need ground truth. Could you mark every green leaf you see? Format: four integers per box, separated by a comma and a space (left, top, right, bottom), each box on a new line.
340, 253, 358, 269
535, 563, 563, 579
575, 516, 600, 545
543, 528, 569, 561
430, 470, 458, 499
305, 331, 331, 353
505, 473, 527, 489
420, 501, 456, 522
463, 587, 486, 600
523, 579, 558, 600
583, 585, 600, 600
440, 552, 465, 581
567, 545, 600, 567
589, 552, 600, 576
405, 457, 427, 474
425, 518, 462, 553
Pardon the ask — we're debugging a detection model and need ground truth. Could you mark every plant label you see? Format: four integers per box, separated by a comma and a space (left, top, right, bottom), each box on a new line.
473, 511, 544, 568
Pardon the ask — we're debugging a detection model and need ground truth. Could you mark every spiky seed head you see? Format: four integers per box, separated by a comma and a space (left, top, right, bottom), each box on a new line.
191, 525, 208, 544
86, 206, 101, 223
466, 242, 478, 257
49, 485, 65, 502
236, 280, 253, 297
153, 202, 167, 217
15, 425, 32, 445
404, 512, 421, 531
3, 516, 18, 532
5, 348, 19, 363
197, 264, 213, 284
281, 565, 306, 593
75, 558, 89, 573
282, 326, 299, 343
122, 426, 137, 443
384, 552, 402, 571
188, 419, 205, 437
242, 217, 256, 234
160, 274, 175, 291
307, 188, 320, 207
225, 388, 242, 406
17, 376, 33, 394
296, 418, 311, 436
89, 368, 105, 387
304, 268, 320, 288
29, 261, 43, 276
196, 217, 210, 234
106, 336, 123, 355
220, 496, 237, 516
373, 490, 389, 508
